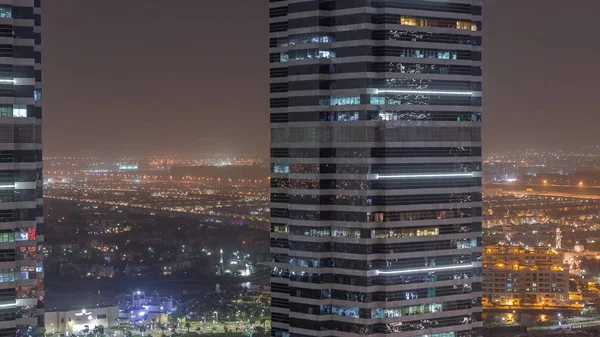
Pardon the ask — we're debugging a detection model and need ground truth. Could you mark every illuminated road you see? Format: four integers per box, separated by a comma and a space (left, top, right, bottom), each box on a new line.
496, 190, 600, 200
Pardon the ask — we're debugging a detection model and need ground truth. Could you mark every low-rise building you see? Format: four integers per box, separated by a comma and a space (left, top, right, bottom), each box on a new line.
483, 245, 569, 307
45, 306, 119, 334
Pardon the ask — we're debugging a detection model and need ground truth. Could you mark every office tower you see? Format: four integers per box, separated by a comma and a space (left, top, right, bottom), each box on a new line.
0, 1, 44, 337
269, 1, 482, 337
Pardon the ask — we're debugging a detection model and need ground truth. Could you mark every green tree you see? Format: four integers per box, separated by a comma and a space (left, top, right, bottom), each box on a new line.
184, 323, 191, 334
253, 326, 267, 337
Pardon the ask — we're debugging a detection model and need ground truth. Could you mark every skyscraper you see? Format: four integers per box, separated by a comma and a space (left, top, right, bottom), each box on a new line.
269, 1, 482, 337
0, 2, 44, 337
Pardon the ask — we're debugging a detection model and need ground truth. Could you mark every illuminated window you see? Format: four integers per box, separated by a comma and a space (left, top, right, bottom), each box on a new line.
273, 163, 289, 174
456, 20, 471, 30
13, 104, 27, 117
332, 227, 361, 238
16, 228, 36, 241
0, 7, 11, 18
323, 95, 360, 106
282, 33, 335, 46
337, 112, 359, 121
416, 228, 439, 236
0, 231, 13, 242
370, 96, 386, 105
34, 90, 41, 101
273, 225, 287, 233
318, 50, 334, 58
20, 266, 35, 280
331, 305, 359, 318
0, 105, 10, 117
0, 269, 15, 282
400, 16, 417, 26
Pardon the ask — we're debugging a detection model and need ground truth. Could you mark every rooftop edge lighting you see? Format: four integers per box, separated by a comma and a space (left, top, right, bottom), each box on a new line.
375, 173, 474, 180
0, 79, 14, 83
0, 185, 14, 188
377, 263, 474, 275
375, 89, 473, 96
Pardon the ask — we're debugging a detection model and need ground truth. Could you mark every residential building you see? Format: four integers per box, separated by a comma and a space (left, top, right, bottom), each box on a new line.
482, 245, 569, 307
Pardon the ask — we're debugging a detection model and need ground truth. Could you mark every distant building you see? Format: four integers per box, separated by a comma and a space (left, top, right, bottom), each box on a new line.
124, 264, 149, 277
45, 306, 120, 334
88, 265, 115, 278
157, 260, 191, 276
483, 245, 569, 307
126, 290, 175, 318
247, 284, 270, 298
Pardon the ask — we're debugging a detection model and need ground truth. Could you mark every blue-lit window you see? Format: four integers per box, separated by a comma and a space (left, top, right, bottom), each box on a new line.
406, 49, 458, 60
273, 164, 289, 174
283, 34, 335, 47
34, 89, 42, 101
320, 304, 331, 314
279, 49, 336, 62
370, 95, 401, 105
456, 239, 473, 249
337, 112, 359, 121
318, 50, 334, 58
20, 266, 35, 280
0, 105, 10, 117
370, 96, 386, 105
0, 268, 15, 282
321, 95, 360, 106
331, 305, 359, 318
0, 6, 11, 18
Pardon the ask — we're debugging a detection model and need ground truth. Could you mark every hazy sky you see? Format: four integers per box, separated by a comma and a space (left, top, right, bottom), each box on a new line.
43, 0, 600, 157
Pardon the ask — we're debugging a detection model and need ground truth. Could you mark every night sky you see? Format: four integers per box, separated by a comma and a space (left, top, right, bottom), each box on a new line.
43, 0, 600, 157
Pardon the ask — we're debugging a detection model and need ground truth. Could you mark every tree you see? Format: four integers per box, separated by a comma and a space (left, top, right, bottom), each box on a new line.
184, 323, 191, 334
254, 326, 267, 337
159, 324, 167, 336
140, 325, 147, 336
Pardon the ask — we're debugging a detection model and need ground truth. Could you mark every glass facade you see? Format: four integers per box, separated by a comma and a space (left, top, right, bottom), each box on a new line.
0, 1, 44, 336
270, 1, 482, 337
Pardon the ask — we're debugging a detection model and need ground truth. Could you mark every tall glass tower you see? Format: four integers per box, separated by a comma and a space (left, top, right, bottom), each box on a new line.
269, 1, 482, 337
0, 1, 44, 337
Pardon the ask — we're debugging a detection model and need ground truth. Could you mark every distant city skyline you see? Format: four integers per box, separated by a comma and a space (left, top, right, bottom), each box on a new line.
44, 0, 600, 157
